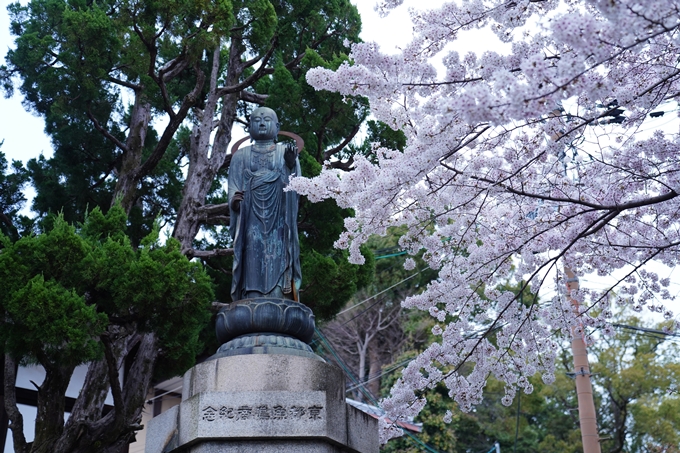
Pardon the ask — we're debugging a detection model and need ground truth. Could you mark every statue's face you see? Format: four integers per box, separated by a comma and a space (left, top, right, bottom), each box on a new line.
249, 108, 279, 141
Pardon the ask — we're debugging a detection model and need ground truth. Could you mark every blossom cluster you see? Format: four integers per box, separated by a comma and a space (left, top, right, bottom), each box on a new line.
291, 0, 680, 443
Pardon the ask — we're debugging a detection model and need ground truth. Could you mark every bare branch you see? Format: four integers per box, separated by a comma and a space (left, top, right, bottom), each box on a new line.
215, 37, 278, 97
211, 301, 230, 313
240, 90, 268, 105
107, 77, 141, 91
159, 55, 190, 82
188, 248, 234, 259
87, 109, 129, 154
203, 215, 230, 226
138, 62, 206, 178
197, 203, 231, 225
323, 123, 362, 161
197, 203, 230, 216
329, 157, 354, 170
100, 333, 125, 425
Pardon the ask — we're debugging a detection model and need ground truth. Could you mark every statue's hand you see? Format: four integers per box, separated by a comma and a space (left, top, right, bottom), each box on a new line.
230, 191, 244, 212
284, 143, 297, 170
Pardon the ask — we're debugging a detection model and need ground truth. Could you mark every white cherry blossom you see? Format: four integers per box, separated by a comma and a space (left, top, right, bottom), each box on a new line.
291, 0, 680, 443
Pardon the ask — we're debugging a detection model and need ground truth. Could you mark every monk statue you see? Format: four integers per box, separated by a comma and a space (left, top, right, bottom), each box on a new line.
228, 107, 302, 302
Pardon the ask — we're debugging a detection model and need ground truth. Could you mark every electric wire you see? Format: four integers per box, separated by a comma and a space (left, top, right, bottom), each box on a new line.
339, 294, 389, 326
612, 323, 680, 337
335, 271, 420, 316
345, 357, 414, 392
375, 251, 408, 260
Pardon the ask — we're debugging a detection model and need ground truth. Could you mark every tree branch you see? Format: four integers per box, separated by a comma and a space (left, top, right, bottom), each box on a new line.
159, 54, 190, 82
203, 215, 230, 225
196, 203, 231, 225
197, 203, 230, 216
329, 157, 354, 170
137, 62, 206, 179
4, 354, 28, 453
188, 248, 234, 259
100, 333, 125, 425
240, 90, 268, 105
323, 122, 362, 161
211, 301, 230, 313
107, 76, 141, 91
215, 37, 278, 97
87, 109, 129, 154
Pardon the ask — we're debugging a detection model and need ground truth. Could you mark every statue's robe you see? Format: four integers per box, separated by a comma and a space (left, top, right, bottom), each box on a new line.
228, 142, 301, 301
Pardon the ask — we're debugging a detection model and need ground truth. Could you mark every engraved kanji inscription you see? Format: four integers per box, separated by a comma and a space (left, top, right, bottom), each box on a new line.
256, 405, 272, 420
201, 404, 323, 422
202, 406, 217, 421
272, 405, 287, 420
289, 406, 306, 419
308, 405, 323, 420
237, 405, 253, 420
219, 406, 236, 419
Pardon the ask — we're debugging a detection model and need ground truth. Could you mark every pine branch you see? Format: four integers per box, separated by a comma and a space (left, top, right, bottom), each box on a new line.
240, 90, 268, 105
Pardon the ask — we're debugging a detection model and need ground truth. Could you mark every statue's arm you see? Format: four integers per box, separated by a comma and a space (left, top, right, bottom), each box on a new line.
228, 151, 245, 238
284, 143, 297, 171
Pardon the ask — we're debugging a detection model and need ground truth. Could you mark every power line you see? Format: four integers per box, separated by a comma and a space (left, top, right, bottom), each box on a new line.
335, 271, 420, 316
612, 323, 680, 338
375, 251, 408, 260
345, 357, 414, 392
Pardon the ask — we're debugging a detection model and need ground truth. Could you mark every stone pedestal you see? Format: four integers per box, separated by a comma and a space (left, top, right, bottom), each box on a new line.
145, 354, 378, 453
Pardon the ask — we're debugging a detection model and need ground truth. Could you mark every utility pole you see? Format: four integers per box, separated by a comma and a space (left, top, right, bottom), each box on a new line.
564, 267, 601, 453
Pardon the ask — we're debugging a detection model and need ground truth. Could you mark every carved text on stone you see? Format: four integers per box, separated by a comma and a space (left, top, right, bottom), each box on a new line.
201, 404, 324, 422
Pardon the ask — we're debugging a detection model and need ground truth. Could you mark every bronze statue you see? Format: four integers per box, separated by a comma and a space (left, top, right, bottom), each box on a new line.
228, 107, 302, 302
216, 108, 316, 359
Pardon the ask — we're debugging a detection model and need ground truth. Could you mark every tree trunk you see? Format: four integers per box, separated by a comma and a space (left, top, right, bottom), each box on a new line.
366, 344, 382, 401
112, 96, 152, 213
32, 361, 76, 453
49, 328, 158, 453
356, 338, 369, 401
4, 354, 28, 453
173, 42, 243, 253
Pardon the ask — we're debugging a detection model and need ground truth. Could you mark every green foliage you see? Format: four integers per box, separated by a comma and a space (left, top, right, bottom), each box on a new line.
0, 147, 30, 239
7, 0, 375, 320
0, 205, 213, 378
380, 313, 680, 453
300, 245, 374, 321
593, 316, 680, 453
234, 0, 276, 52
366, 120, 407, 152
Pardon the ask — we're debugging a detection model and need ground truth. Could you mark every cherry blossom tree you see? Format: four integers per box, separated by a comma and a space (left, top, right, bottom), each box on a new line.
290, 0, 680, 442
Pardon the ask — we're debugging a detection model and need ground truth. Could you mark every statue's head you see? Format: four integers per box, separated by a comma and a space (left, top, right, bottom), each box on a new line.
249, 107, 279, 141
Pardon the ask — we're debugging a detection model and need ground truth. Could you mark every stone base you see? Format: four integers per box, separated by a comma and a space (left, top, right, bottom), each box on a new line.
213, 333, 321, 361
182, 439, 357, 452
145, 354, 378, 453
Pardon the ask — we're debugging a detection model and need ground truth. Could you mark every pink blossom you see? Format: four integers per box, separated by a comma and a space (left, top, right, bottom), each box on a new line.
287, 0, 680, 440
